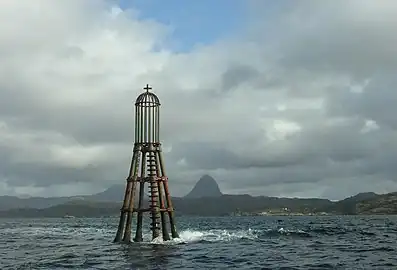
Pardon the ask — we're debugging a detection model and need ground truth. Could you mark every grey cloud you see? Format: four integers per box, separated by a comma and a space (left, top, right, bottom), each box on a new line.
168, 121, 378, 172
2, 0, 397, 200
221, 64, 259, 91
275, 1, 397, 81
165, 112, 397, 198
0, 141, 129, 188
170, 140, 317, 171
326, 74, 397, 129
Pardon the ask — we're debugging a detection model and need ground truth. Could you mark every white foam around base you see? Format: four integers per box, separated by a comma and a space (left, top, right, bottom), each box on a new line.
149, 228, 259, 245
2, 226, 260, 245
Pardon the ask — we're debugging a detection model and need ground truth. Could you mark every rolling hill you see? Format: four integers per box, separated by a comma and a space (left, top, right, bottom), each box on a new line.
0, 175, 396, 217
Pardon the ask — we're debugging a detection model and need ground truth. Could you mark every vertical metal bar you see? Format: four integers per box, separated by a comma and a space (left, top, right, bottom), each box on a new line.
158, 149, 179, 238
152, 103, 155, 143
147, 99, 152, 143
114, 145, 137, 242
145, 99, 148, 143
136, 103, 138, 143
156, 106, 160, 142
143, 97, 146, 143
122, 148, 141, 242
134, 151, 146, 242
140, 101, 143, 144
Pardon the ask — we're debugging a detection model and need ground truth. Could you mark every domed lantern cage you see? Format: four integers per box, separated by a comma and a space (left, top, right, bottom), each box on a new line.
114, 84, 179, 243
134, 86, 161, 144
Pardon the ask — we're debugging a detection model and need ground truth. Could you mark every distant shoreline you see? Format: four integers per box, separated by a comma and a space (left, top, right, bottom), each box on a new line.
1, 185, 396, 217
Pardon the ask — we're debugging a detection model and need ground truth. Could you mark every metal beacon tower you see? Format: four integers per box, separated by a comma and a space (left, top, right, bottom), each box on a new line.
114, 84, 179, 243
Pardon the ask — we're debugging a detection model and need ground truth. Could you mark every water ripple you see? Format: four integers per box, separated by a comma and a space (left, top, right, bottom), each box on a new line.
0, 216, 396, 269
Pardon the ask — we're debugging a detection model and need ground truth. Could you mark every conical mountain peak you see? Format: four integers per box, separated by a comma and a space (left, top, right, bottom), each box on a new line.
185, 175, 222, 198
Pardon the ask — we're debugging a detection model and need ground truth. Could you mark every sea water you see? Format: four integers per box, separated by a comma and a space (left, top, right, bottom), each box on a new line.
1, 216, 396, 269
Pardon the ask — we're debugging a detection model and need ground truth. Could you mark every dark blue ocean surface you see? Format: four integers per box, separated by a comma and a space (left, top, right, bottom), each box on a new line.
1, 216, 396, 269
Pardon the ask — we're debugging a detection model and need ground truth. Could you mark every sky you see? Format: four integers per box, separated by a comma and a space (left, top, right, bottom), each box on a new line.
1, 0, 397, 200
118, 0, 248, 51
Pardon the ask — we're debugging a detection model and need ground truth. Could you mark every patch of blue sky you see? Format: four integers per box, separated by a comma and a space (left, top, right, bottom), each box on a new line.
118, 0, 248, 52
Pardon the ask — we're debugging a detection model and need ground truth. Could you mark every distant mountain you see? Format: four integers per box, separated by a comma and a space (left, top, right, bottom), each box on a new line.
0, 184, 149, 211
90, 184, 125, 202
2, 175, 397, 217
173, 194, 333, 216
184, 175, 222, 199
0, 185, 126, 211
0, 194, 332, 218
356, 192, 397, 214
318, 192, 379, 214
0, 195, 74, 211
1, 191, 397, 217
348, 192, 379, 201
0, 200, 120, 218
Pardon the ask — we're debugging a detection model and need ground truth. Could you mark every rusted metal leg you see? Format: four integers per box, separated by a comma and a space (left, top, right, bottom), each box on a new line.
122, 181, 137, 242
154, 151, 170, 241
123, 211, 133, 242
115, 148, 139, 243
134, 181, 145, 242
163, 179, 179, 238
114, 211, 126, 243
168, 211, 179, 238
158, 151, 179, 238
158, 181, 170, 241
114, 180, 133, 243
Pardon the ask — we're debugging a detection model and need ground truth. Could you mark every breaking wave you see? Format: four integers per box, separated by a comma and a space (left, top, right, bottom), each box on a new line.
150, 228, 259, 245
148, 227, 318, 245
1, 225, 316, 246
2, 217, 395, 269
1, 223, 380, 247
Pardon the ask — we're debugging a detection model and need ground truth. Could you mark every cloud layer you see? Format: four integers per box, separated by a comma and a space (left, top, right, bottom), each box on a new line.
1, 0, 397, 199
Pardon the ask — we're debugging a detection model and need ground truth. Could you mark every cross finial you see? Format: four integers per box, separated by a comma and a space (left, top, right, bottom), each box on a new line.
143, 84, 152, 92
